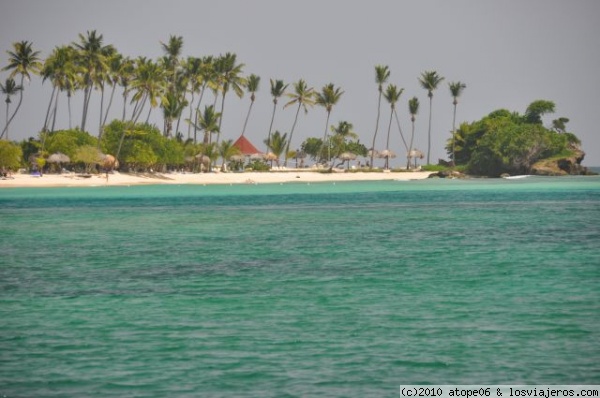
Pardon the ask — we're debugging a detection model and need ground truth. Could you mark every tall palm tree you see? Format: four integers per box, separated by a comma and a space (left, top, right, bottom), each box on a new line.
283, 79, 315, 166
0, 78, 23, 141
370, 65, 390, 169
1, 40, 42, 140
315, 83, 344, 165
41, 45, 74, 132
183, 57, 202, 140
129, 57, 166, 124
266, 79, 288, 152
383, 84, 408, 158
418, 70, 444, 164
160, 35, 183, 92
100, 52, 123, 131
214, 53, 245, 145
72, 30, 114, 132
241, 73, 260, 137
407, 96, 420, 169
448, 81, 466, 166
193, 56, 215, 141
118, 57, 134, 122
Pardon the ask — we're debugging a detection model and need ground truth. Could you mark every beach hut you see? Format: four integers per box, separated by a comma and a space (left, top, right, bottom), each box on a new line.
232, 135, 262, 157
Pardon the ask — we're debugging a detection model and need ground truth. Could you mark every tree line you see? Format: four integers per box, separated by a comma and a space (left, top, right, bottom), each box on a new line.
0, 31, 580, 175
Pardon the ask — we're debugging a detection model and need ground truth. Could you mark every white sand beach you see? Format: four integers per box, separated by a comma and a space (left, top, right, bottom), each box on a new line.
0, 170, 434, 188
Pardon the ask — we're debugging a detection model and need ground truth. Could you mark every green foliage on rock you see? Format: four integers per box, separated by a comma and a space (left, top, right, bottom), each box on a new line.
448, 100, 582, 176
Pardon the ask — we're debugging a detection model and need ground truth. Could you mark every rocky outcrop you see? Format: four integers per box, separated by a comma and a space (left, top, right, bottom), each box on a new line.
531, 147, 594, 176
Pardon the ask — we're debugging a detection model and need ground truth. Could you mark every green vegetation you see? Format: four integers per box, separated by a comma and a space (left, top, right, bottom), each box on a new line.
0, 32, 587, 175
449, 101, 582, 176
0, 140, 22, 171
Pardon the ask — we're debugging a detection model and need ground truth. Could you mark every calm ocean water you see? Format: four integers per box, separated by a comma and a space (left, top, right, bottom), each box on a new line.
1, 176, 599, 397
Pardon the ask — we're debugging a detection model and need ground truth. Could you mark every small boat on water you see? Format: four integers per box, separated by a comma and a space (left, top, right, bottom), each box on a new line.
502, 175, 533, 179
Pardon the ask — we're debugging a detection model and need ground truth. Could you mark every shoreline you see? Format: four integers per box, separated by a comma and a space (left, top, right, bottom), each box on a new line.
0, 170, 435, 189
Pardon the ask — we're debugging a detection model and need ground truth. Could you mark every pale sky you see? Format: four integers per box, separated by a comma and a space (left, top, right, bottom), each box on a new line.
1, 0, 599, 166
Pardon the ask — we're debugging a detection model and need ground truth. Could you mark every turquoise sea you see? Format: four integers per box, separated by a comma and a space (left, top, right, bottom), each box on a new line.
1, 176, 599, 397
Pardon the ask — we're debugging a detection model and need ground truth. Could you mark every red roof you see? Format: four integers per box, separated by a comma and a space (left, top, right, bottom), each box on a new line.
233, 135, 261, 155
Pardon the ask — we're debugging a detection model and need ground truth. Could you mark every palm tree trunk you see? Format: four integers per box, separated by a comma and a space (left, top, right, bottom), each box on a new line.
102, 83, 117, 127
51, 89, 60, 132
43, 86, 57, 132
323, 110, 331, 165
81, 84, 91, 131
241, 100, 254, 137
187, 91, 195, 140
98, 83, 106, 137
145, 105, 152, 124
68, 93, 73, 129
451, 102, 457, 166
266, 102, 277, 152
370, 91, 383, 169
427, 95, 433, 165
1, 76, 25, 140
216, 91, 227, 147
284, 103, 301, 167
4, 102, 9, 141
385, 109, 393, 169
408, 119, 415, 170
394, 109, 409, 152
122, 90, 129, 121
194, 83, 208, 141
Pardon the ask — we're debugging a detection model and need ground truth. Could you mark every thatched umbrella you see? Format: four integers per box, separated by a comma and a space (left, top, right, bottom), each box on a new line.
339, 152, 357, 170
100, 154, 118, 171
408, 149, 424, 169
264, 152, 278, 167
47, 152, 70, 173
195, 153, 212, 172
47, 152, 70, 164
378, 149, 396, 169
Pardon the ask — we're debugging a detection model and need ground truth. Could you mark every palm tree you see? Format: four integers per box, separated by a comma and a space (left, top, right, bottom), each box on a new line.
214, 53, 245, 145
418, 70, 444, 164
118, 57, 134, 122
448, 81, 466, 165
1, 40, 42, 140
315, 83, 344, 164
192, 56, 215, 141
129, 57, 166, 124
283, 79, 315, 166
162, 92, 188, 139
266, 79, 288, 152
369, 65, 390, 169
241, 73, 260, 137
183, 57, 202, 140
407, 96, 420, 169
41, 45, 75, 132
160, 35, 183, 92
0, 78, 23, 141
218, 139, 241, 171
72, 30, 114, 132
100, 52, 124, 131
383, 84, 407, 169
264, 130, 288, 167
193, 105, 221, 145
